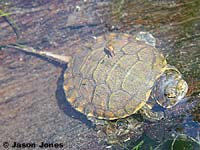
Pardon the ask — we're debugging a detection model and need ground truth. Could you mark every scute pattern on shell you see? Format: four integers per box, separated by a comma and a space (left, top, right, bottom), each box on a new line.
64, 33, 167, 120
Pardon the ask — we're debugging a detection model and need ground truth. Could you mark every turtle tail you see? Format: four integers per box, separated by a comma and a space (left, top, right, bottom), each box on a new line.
5, 43, 72, 64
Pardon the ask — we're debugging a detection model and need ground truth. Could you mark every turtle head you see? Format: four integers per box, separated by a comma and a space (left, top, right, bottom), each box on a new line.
162, 77, 188, 108
155, 68, 188, 108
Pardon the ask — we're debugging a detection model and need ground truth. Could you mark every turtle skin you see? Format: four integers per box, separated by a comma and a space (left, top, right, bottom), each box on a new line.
63, 33, 167, 120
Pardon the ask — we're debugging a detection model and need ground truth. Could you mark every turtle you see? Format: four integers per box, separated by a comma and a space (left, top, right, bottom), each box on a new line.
5, 32, 188, 123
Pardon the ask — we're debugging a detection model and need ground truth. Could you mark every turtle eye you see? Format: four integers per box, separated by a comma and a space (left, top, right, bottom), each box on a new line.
164, 83, 178, 98
164, 90, 175, 98
165, 93, 176, 99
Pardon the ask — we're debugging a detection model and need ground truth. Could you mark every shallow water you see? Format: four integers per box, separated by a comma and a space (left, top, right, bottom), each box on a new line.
0, 0, 199, 149
103, 0, 200, 149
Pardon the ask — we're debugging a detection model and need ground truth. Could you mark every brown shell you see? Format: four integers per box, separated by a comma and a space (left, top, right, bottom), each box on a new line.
63, 33, 167, 120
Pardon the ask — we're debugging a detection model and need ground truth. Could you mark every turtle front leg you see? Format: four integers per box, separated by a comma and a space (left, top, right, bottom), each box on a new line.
140, 100, 165, 121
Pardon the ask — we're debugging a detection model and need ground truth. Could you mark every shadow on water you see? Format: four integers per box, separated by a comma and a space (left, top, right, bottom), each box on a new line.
15, 51, 93, 128
55, 64, 93, 128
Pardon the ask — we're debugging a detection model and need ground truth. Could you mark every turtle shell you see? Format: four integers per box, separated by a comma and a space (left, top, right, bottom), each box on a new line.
63, 33, 167, 120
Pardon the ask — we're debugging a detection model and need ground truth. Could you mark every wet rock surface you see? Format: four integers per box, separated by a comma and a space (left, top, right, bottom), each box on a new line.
0, 0, 199, 149
0, 0, 109, 149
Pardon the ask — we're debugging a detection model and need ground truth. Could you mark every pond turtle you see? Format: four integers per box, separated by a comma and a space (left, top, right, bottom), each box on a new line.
6, 32, 188, 122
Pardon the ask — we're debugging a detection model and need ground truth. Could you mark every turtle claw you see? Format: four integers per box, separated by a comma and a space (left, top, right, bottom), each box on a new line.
141, 104, 165, 121
136, 31, 156, 47
144, 110, 165, 122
